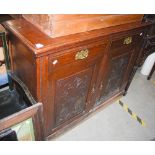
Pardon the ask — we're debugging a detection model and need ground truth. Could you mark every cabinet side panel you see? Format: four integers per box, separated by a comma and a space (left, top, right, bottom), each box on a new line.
9, 34, 37, 99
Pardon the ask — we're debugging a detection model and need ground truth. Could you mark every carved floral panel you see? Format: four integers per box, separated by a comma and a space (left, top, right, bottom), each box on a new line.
54, 69, 92, 126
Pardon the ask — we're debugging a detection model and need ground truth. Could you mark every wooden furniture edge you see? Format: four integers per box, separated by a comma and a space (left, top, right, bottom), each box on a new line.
0, 103, 44, 140
3, 19, 153, 57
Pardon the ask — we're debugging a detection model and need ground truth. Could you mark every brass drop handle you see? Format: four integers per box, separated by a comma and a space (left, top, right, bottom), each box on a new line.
123, 37, 132, 45
75, 49, 89, 60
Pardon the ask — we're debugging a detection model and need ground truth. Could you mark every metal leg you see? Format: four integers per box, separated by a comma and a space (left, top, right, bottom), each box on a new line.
147, 62, 155, 80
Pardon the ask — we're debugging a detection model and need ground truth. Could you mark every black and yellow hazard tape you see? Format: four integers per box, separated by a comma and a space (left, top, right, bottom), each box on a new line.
116, 100, 146, 127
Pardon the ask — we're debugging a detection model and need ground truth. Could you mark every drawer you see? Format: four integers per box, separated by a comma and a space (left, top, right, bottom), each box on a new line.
0, 73, 44, 141
49, 43, 107, 70
0, 103, 43, 141
110, 31, 144, 52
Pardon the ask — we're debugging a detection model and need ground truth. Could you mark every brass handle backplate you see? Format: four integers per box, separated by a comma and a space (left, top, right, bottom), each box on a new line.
75, 49, 89, 60
123, 37, 132, 45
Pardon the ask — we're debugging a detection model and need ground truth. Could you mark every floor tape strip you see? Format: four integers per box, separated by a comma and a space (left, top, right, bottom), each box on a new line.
116, 100, 146, 127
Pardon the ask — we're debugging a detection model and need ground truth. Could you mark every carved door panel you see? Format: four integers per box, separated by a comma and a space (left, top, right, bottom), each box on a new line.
96, 51, 133, 105
54, 68, 92, 126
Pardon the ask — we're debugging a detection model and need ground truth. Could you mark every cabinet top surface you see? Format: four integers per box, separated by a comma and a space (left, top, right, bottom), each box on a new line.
3, 19, 151, 57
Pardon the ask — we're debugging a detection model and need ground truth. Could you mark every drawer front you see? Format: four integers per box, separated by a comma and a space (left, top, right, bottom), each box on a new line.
110, 31, 144, 53
49, 43, 107, 71
0, 103, 44, 141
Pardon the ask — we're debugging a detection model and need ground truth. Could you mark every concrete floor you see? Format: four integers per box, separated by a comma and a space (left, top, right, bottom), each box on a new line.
55, 70, 155, 141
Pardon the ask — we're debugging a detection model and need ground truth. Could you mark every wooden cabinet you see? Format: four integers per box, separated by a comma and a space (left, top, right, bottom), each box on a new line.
3, 18, 151, 139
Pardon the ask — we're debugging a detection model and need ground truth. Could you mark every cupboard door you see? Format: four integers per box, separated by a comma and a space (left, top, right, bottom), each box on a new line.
49, 62, 99, 128
48, 43, 107, 129
98, 52, 133, 103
